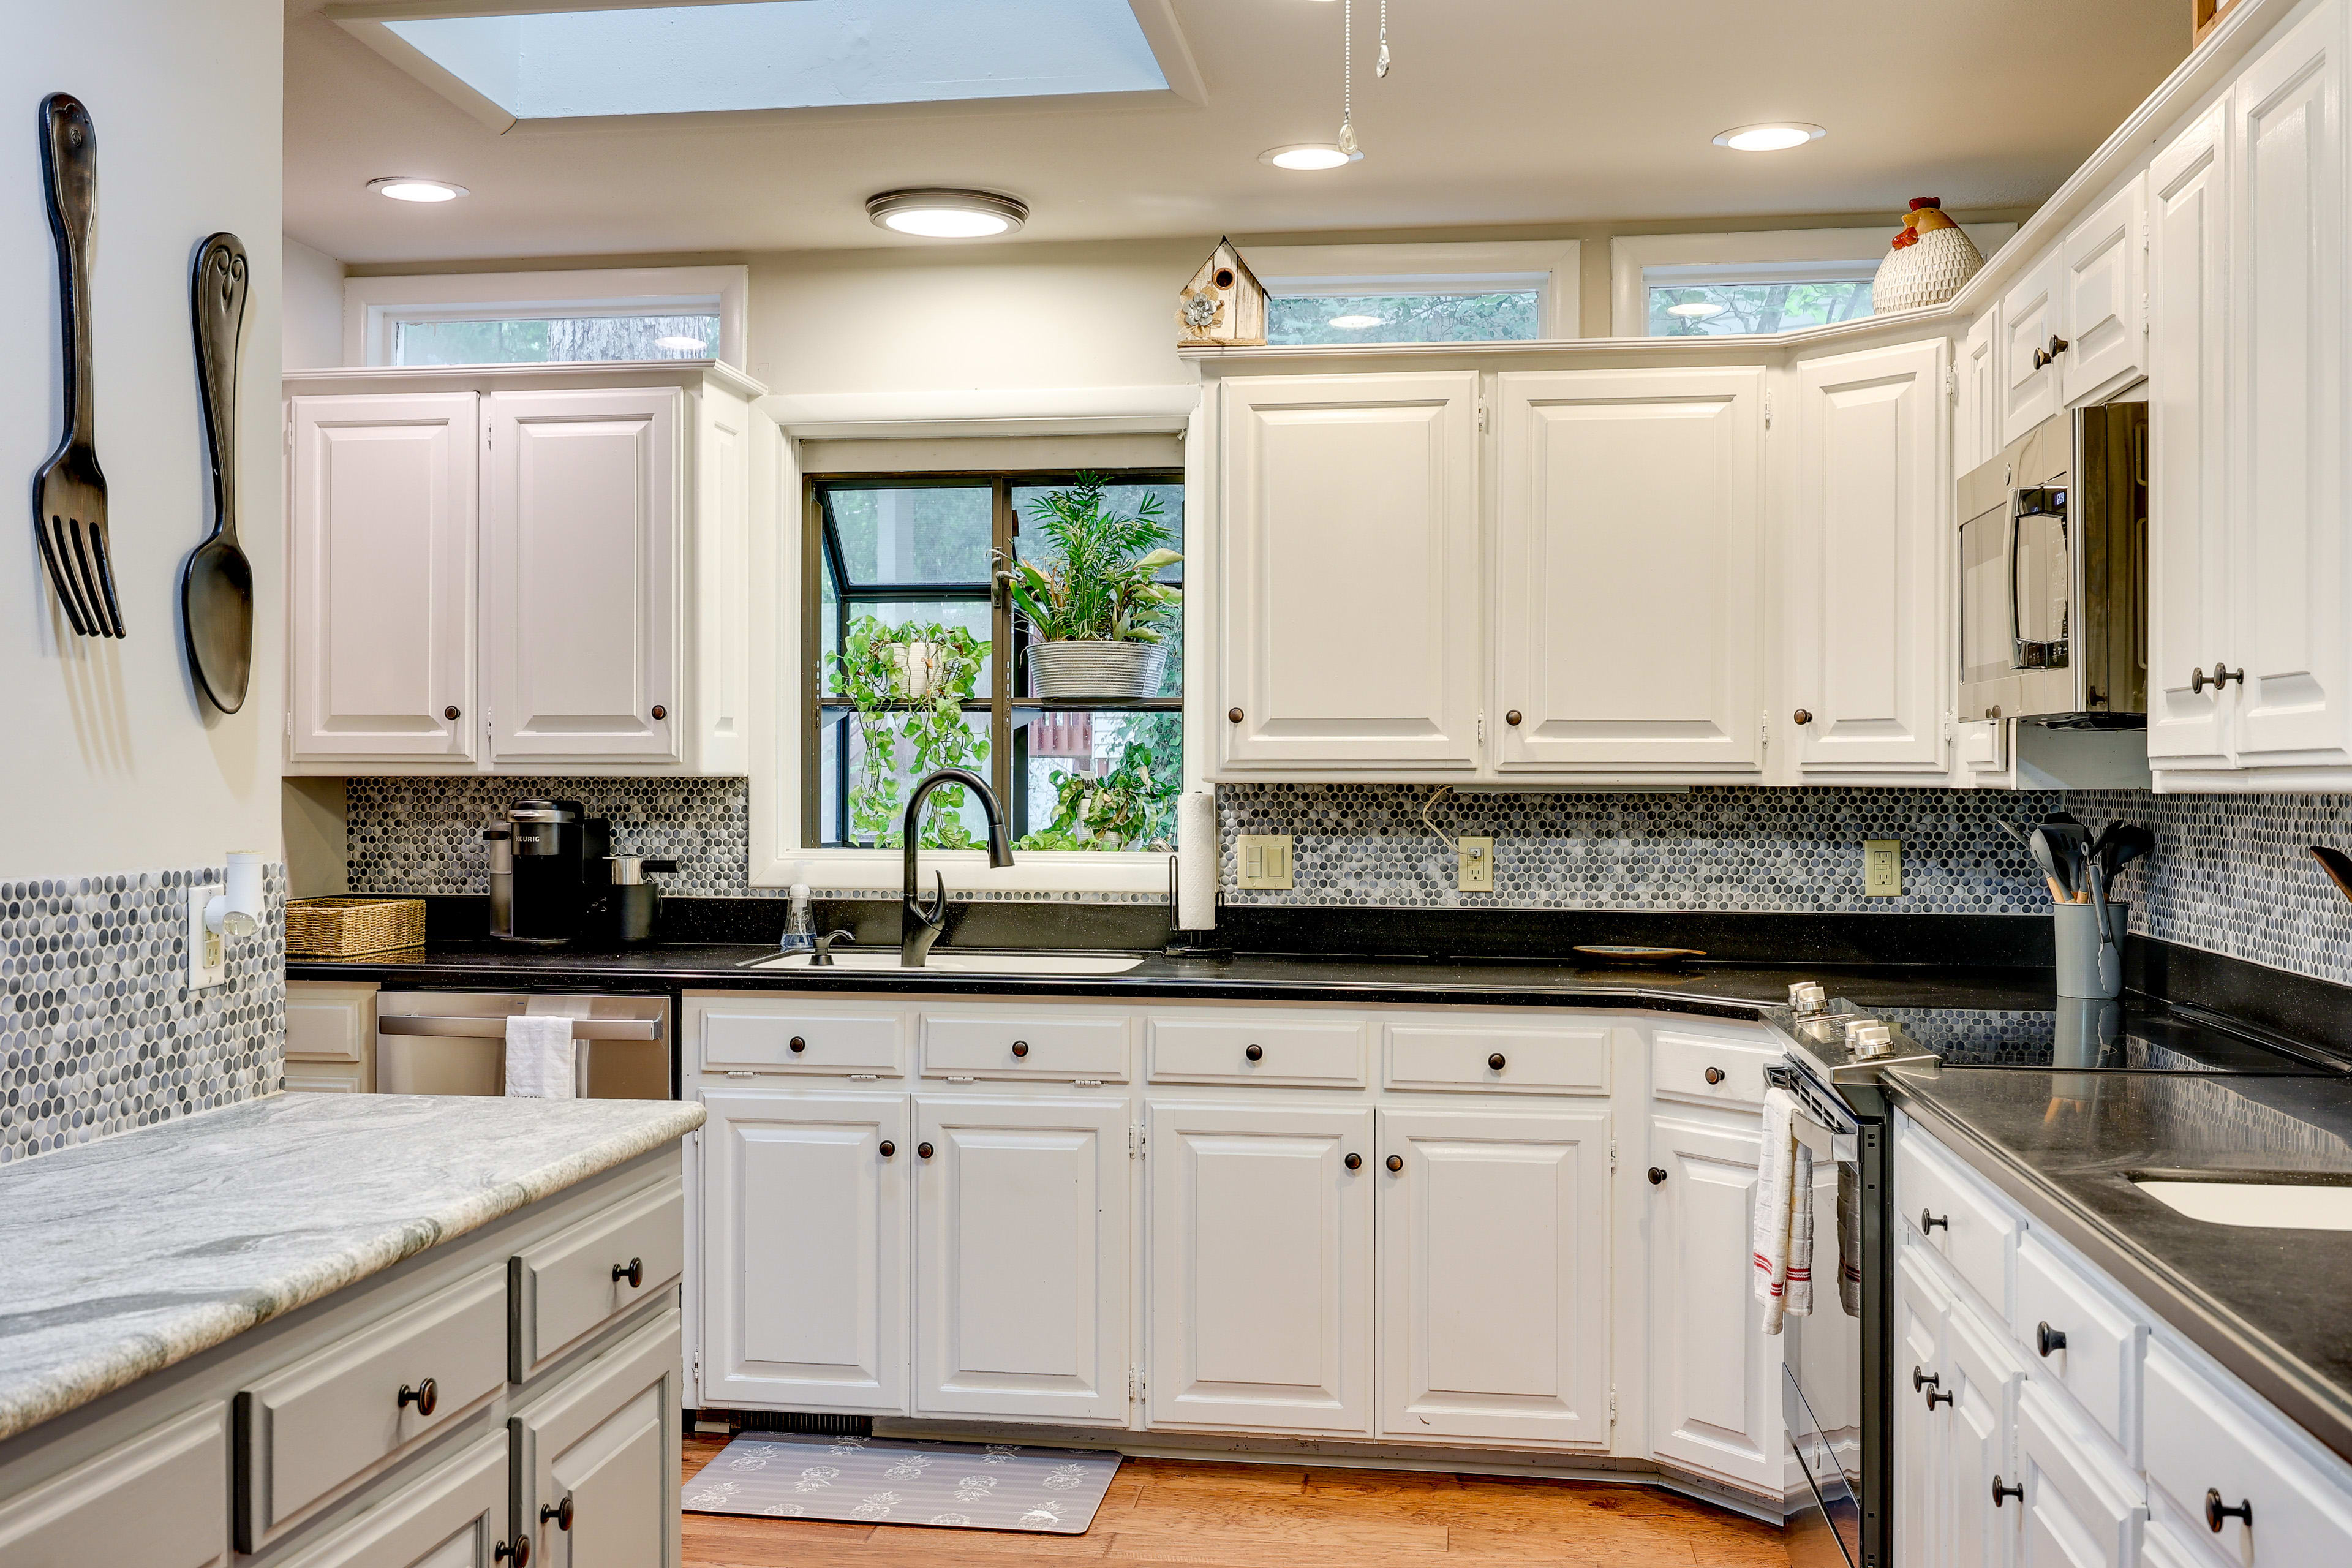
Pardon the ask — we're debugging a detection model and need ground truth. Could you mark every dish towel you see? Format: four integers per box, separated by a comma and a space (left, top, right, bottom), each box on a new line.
505, 1014, 578, 1099
1787, 1140, 1816, 1319
1754, 1087, 1809, 1334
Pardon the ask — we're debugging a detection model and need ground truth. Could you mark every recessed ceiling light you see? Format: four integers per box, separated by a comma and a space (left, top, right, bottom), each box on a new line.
1666, 301, 1727, 319
1712, 123, 1826, 153
866, 188, 1028, 238
654, 335, 708, 352
1260, 143, 1362, 171
1327, 314, 1382, 329
366, 176, 467, 202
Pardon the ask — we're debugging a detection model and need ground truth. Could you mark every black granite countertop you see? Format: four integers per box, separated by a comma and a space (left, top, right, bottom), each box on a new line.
288, 940, 2062, 1019
1890, 1067, 2352, 1465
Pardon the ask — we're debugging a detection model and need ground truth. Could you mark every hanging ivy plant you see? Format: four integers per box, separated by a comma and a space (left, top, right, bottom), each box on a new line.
829, 615, 989, 848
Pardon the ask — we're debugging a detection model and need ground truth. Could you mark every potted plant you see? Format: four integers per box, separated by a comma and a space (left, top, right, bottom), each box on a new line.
828, 614, 988, 847
1006, 474, 1182, 698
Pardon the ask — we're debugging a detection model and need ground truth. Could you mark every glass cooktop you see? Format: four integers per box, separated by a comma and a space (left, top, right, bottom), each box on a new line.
1869, 999, 2348, 1075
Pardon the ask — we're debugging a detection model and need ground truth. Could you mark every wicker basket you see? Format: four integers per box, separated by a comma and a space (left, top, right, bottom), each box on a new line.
287, 897, 427, 958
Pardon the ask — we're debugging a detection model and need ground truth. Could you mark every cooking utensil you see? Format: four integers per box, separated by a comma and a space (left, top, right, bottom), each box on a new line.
2030, 827, 2072, 903
183, 232, 251, 712
33, 93, 119, 639
2087, 859, 2122, 995
2103, 823, 2155, 886
2312, 845, 2352, 905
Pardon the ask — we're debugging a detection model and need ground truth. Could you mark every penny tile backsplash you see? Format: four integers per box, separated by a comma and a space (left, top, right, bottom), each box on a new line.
2, 864, 286, 1165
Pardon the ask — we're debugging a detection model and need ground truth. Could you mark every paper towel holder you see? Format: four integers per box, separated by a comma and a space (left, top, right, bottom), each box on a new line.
1164, 854, 1232, 960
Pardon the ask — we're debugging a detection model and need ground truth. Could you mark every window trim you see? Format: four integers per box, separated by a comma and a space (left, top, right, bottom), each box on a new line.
1611, 227, 2015, 336
1243, 240, 1580, 339
342, 265, 750, 368
751, 429, 1205, 894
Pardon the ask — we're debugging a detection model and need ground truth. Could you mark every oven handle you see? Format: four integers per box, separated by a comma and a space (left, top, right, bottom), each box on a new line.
378, 1015, 661, 1041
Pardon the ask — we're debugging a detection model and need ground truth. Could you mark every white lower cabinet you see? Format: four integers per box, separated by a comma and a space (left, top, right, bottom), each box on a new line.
515, 1310, 684, 1568
277, 1432, 509, 1568
913, 1096, 1130, 1424
698, 1089, 908, 1413
1374, 1107, 1611, 1446
1645, 1114, 1779, 1492
2018, 1382, 2144, 1568
1896, 1246, 1952, 1568
1147, 1101, 1375, 1434
1947, 1295, 2029, 1568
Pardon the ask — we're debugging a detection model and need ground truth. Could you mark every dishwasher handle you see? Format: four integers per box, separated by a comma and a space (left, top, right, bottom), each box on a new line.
377, 1014, 661, 1042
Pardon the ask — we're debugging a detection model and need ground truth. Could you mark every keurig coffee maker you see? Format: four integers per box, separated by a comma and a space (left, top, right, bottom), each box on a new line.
488, 799, 609, 943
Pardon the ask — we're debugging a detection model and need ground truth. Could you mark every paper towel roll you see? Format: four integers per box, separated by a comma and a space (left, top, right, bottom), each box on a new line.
1177, 787, 1219, 932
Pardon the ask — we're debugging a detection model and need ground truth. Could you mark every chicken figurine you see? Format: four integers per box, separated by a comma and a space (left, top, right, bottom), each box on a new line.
1871, 197, 1985, 313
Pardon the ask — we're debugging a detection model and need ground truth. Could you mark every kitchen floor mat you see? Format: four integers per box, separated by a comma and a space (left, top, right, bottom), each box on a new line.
682, 1431, 1123, 1532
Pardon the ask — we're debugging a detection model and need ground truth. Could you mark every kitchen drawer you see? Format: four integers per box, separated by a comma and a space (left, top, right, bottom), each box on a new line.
696, 999, 906, 1076
273, 1429, 508, 1568
1895, 1125, 2021, 1324
1383, 1022, 1611, 1094
1147, 1014, 1368, 1087
921, 1011, 1131, 1080
2018, 1381, 2144, 1568
1651, 1028, 1778, 1108
0, 1402, 228, 1567
2143, 1336, 2352, 1567
511, 1175, 685, 1381
237, 1264, 508, 1550
287, 983, 375, 1063
2016, 1231, 2147, 1461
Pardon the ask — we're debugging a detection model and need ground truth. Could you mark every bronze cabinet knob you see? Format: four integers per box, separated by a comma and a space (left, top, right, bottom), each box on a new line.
1505, 710, 1522, 726
1794, 709, 1814, 725
1244, 1042, 1264, 1061
1385, 1154, 1404, 1172
1705, 1066, 1725, 1084
2206, 1490, 2253, 1532
878, 1140, 895, 1158
1648, 1166, 1668, 1184
1993, 1477, 2022, 1508
398, 1378, 437, 1416
1344, 1153, 1362, 1170
541, 1493, 575, 1531
495, 1540, 529, 1566
1227, 707, 1244, 723
1921, 1210, 1949, 1233
2036, 1321, 2067, 1357
650, 704, 667, 720
789, 1036, 807, 1053
612, 1257, 644, 1288
1011, 1040, 1030, 1057
917, 1142, 935, 1159
1488, 1052, 1506, 1071
443, 705, 461, 721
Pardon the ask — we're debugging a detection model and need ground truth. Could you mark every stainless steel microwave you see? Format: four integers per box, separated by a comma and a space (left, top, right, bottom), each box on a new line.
1957, 402, 2147, 727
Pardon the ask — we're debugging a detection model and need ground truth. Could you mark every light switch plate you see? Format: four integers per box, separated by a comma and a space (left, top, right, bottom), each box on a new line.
187, 886, 226, 989
1863, 840, 1902, 898
1457, 836, 1495, 893
1237, 834, 1294, 889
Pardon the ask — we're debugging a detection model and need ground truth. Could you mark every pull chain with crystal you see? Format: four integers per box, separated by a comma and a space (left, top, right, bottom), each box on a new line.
1338, 0, 1358, 156
1378, 0, 1390, 78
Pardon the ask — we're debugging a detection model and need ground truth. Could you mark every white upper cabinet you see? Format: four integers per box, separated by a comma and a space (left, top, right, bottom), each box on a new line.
287, 394, 478, 764
2147, 104, 2234, 767
2229, 0, 2352, 769
2061, 174, 2150, 406
1216, 372, 1482, 772
283, 362, 761, 775
1786, 338, 1952, 774
486, 388, 682, 763
2001, 249, 2067, 445
1494, 368, 1765, 774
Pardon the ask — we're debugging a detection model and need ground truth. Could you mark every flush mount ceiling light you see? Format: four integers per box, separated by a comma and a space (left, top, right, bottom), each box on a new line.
1327, 313, 1382, 328
866, 187, 1028, 238
1712, 122, 1826, 152
366, 176, 467, 202
1260, 143, 1362, 170
1666, 301, 1727, 319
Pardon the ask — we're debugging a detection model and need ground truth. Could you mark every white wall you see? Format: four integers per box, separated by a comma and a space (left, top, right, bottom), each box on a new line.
284, 235, 344, 369
2, 1, 283, 876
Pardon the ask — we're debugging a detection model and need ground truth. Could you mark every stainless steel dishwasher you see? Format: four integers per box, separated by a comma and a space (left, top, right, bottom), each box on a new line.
375, 992, 673, 1099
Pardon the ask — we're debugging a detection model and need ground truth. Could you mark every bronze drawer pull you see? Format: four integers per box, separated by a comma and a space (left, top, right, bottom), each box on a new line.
2206, 1490, 2252, 1532
1993, 1476, 2022, 1508
398, 1378, 437, 1416
613, 1257, 643, 1288
495, 1540, 529, 1566
879, 1140, 896, 1158
2036, 1321, 2067, 1357
1921, 1210, 1948, 1233
443, 705, 461, 721
918, 1142, 935, 1159
1488, 1052, 1506, 1071
1012, 1040, 1030, 1057
541, 1493, 575, 1531
1705, 1066, 1725, 1084
789, 1035, 807, 1053
1345, 1153, 1362, 1170
1245, 1043, 1263, 1061
1648, 1166, 1668, 1185
1385, 1154, 1404, 1172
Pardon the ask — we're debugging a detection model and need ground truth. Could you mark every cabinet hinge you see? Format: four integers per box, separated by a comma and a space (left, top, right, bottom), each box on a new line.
1129, 1125, 1147, 1159
725, 1069, 758, 1078
692, 1352, 701, 1384
946, 1075, 976, 1084
1609, 1387, 1619, 1425
1760, 712, 1770, 757
1477, 710, 1485, 746
284, 710, 294, 739
284, 409, 293, 454
1762, 391, 1773, 429
1128, 1366, 1147, 1401
1608, 1138, 1617, 1172
1476, 397, 1489, 434
1074, 1078, 1105, 1087
1943, 368, 1959, 402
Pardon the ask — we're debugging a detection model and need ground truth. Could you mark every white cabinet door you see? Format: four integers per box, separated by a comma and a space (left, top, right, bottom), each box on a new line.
1147, 1101, 1374, 1434
2229, 2, 2352, 767
2061, 175, 2149, 405
912, 1096, 1129, 1425
1897, 1246, 1952, 1568
518, 1311, 682, 1568
1375, 1107, 1611, 1446
485, 388, 682, 763
1947, 1298, 2027, 1568
1787, 339, 1951, 773
1961, 309, 2001, 474
1216, 373, 1480, 772
1646, 1115, 1779, 1492
698, 1090, 907, 1413
2001, 249, 2066, 444
287, 394, 478, 763
2018, 1384, 2143, 1568
1493, 368, 1764, 773
2147, 104, 2235, 767
273, 1432, 508, 1568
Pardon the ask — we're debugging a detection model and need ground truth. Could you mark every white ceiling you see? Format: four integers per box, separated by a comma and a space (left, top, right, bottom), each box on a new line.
286, 0, 2190, 265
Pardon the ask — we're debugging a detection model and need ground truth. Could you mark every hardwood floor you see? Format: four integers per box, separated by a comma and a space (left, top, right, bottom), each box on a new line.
681, 1438, 1787, 1567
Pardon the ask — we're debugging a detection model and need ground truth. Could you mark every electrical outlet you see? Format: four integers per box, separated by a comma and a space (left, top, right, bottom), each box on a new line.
1237, 834, 1294, 889
1863, 839, 1903, 898
187, 886, 227, 989
1457, 836, 1495, 893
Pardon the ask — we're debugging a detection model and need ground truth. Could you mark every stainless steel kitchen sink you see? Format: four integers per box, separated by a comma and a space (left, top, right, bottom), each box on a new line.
741, 949, 1147, 976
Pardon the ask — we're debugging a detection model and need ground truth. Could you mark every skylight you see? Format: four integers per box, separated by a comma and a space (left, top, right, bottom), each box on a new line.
380, 0, 1169, 121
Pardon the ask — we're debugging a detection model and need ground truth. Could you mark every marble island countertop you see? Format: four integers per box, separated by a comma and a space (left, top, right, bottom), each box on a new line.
0, 1091, 704, 1444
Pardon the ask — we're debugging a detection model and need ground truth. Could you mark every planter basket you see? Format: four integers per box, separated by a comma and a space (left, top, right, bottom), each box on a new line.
287, 896, 426, 957
1028, 640, 1167, 699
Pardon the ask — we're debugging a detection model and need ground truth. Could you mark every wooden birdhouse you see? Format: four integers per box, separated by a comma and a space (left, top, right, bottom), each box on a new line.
1177, 237, 1267, 347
